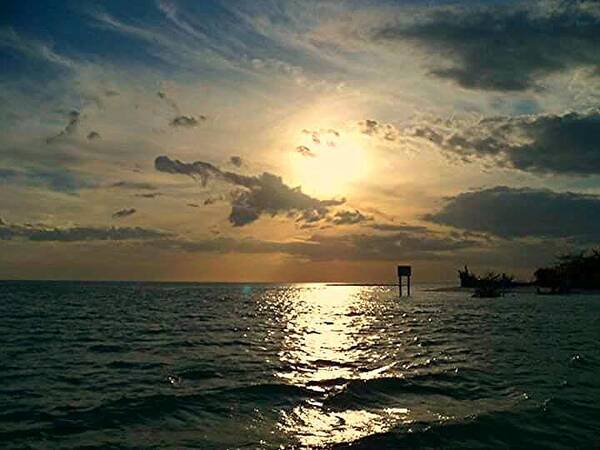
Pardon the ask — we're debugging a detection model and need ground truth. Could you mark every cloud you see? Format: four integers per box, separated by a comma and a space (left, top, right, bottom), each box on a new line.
369, 223, 429, 233
157, 90, 181, 114
112, 208, 137, 219
0, 166, 93, 193
301, 128, 340, 148
135, 193, 162, 198
329, 209, 373, 225
425, 186, 600, 241
372, 1, 600, 91
358, 119, 399, 141
0, 220, 170, 242
230, 156, 243, 167
170, 115, 206, 127
203, 197, 219, 205
411, 109, 600, 175
154, 155, 223, 186
295, 208, 329, 225
157, 91, 207, 127
0, 168, 20, 180
109, 181, 157, 190
292, 208, 374, 228
155, 155, 345, 226
154, 226, 478, 262
296, 145, 316, 157
228, 173, 345, 226
0, 27, 75, 69
46, 110, 80, 143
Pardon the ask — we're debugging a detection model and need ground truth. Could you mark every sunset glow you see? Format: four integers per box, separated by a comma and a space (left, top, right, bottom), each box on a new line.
1, 0, 598, 282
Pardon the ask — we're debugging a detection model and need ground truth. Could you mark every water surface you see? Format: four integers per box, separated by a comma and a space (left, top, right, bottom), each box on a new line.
1, 282, 599, 448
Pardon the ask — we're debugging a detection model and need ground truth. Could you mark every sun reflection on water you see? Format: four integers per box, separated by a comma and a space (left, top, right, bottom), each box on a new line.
272, 285, 411, 446
277, 285, 361, 383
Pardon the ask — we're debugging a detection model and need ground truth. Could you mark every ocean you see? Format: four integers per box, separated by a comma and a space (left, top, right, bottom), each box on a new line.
1, 281, 599, 449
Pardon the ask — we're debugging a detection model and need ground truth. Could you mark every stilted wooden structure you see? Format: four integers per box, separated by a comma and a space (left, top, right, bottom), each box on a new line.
397, 265, 412, 296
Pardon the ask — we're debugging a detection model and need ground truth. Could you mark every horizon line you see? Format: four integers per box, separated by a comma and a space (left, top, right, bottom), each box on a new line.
0, 279, 452, 285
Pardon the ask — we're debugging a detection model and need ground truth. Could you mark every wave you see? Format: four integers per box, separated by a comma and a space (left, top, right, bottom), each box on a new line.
328, 403, 582, 450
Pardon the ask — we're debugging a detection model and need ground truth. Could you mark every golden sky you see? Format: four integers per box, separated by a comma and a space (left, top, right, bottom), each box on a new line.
1, 0, 599, 281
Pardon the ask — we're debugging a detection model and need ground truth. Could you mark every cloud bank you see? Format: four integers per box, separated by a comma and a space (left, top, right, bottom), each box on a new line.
373, 1, 600, 91
412, 110, 600, 175
156, 226, 478, 262
0, 220, 170, 242
425, 186, 600, 241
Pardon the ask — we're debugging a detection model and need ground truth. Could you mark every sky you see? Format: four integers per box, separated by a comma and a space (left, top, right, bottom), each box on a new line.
1, 0, 599, 282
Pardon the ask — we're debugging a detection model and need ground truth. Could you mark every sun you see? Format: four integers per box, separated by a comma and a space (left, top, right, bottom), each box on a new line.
289, 136, 370, 198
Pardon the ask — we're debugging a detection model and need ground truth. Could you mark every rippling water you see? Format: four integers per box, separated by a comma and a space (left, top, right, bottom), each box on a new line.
1, 281, 599, 449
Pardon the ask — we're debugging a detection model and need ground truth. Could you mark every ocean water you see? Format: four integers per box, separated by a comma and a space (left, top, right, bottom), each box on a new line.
1, 282, 599, 449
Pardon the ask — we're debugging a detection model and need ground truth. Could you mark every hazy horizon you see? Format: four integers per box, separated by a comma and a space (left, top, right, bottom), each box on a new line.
0, 278, 454, 285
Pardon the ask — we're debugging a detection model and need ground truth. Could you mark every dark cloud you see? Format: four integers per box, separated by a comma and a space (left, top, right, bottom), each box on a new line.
46, 110, 80, 143
110, 181, 157, 190
373, 2, 600, 91
227, 173, 345, 226
135, 193, 162, 198
329, 209, 373, 225
412, 110, 600, 175
369, 223, 429, 233
112, 208, 137, 219
0, 168, 20, 180
296, 208, 329, 224
157, 91, 179, 113
293, 208, 375, 227
158, 88, 207, 127
358, 119, 398, 141
360, 119, 379, 136
0, 166, 93, 193
425, 186, 600, 241
301, 129, 340, 147
296, 145, 316, 157
0, 220, 170, 242
170, 115, 206, 127
155, 155, 345, 226
203, 197, 219, 205
87, 131, 101, 140
230, 156, 243, 167
155, 155, 222, 186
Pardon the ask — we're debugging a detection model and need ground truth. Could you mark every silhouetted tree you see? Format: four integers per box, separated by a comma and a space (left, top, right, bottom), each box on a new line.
535, 248, 600, 292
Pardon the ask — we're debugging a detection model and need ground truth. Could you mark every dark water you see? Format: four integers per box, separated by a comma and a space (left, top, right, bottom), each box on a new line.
1, 282, 599, 449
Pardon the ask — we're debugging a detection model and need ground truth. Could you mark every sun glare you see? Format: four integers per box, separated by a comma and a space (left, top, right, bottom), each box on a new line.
290, 137, 370, 197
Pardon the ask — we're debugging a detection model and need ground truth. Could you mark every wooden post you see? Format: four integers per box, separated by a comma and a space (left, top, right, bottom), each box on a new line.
397, 265, 412, 297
